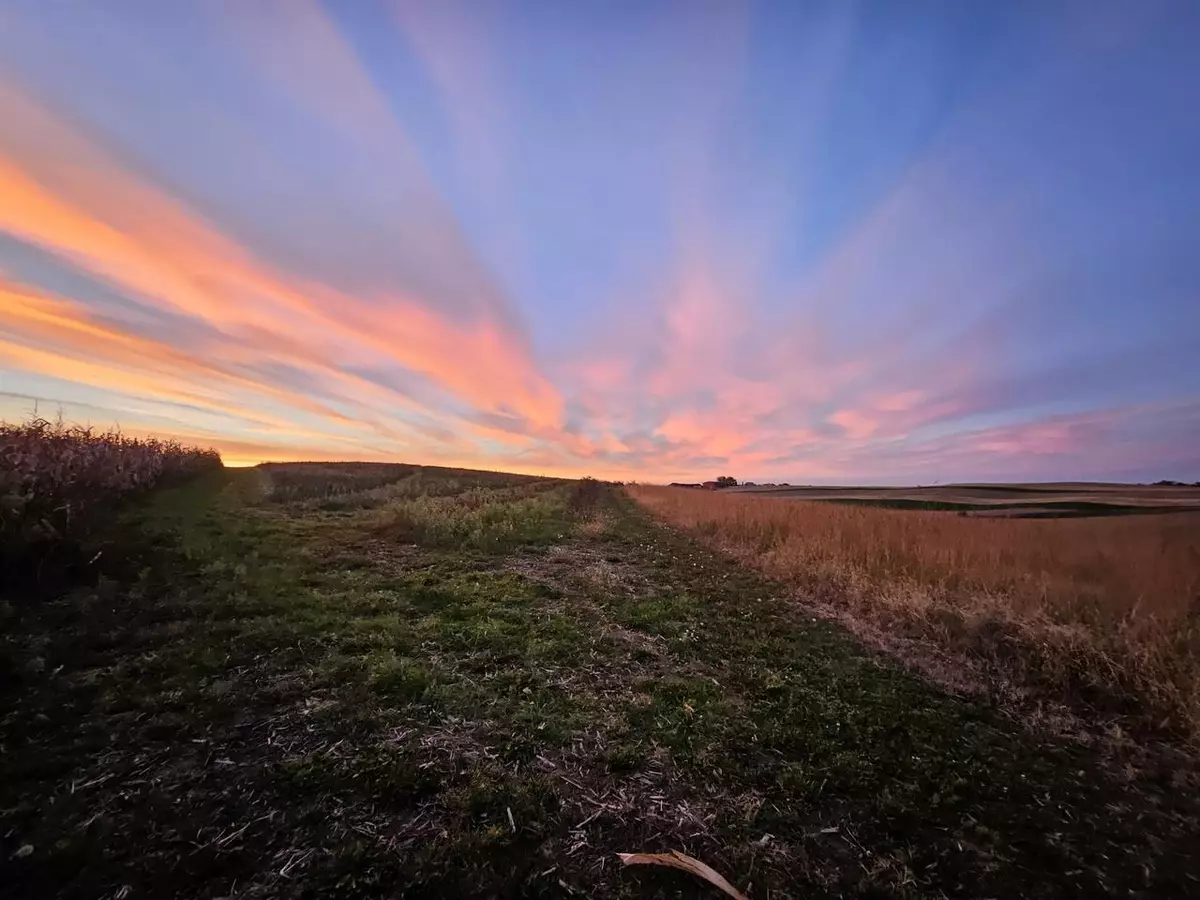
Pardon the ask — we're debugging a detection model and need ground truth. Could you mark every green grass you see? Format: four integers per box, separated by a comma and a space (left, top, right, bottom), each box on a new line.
1, 464, 1197, 898
374, 486, 572, 550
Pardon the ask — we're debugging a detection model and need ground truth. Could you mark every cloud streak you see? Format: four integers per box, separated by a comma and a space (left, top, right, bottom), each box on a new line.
1, 2, 1197, 482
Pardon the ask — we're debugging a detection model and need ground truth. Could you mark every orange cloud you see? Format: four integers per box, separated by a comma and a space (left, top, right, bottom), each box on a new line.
0, 282, 359, 435
0, 81, 564, 441
3, 8, 1180, 486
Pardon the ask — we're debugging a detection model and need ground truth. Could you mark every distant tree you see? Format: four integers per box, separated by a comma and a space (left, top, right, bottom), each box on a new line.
715, 476, 738, 488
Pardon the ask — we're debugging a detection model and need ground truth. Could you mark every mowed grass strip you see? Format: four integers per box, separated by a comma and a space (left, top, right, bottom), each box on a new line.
1, 465, 1197, 899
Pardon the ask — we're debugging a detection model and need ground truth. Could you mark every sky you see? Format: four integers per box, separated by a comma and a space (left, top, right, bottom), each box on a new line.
1, 0, 1198, 484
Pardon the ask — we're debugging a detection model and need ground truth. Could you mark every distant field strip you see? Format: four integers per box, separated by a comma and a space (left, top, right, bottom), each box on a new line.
803, 497, 1198, 518
732, 483, 1200, 517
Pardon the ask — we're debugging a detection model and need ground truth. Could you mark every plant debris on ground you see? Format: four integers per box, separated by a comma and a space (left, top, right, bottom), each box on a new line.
2, 463, 1198, 898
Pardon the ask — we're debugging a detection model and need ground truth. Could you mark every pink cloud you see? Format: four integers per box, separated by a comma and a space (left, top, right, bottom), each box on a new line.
1, 5, 1193, 484
830, 410, 878, 440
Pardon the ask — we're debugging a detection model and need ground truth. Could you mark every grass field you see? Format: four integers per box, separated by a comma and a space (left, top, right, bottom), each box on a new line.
628, 485, 1200, 745
3, 464, 1199, 898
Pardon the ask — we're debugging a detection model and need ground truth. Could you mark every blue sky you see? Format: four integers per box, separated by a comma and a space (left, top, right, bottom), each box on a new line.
1, 0, 1197, 481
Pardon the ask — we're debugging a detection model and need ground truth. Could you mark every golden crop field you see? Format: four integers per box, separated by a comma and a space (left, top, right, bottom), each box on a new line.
628, 484, 1200, 740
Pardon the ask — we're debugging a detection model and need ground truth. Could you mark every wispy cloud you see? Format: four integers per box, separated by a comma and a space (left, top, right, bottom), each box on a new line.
0, 2, 1197, 481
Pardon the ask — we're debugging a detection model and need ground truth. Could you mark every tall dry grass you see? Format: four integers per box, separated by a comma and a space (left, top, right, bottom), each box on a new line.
1, 416, 222, 564
627, 485, 1200, 740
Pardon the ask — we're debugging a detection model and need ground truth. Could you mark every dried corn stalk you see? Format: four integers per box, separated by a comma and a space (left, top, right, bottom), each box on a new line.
617, 850, 748, 899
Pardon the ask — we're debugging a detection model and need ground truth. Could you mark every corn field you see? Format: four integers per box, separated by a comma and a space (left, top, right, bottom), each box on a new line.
1, 417, 222, 561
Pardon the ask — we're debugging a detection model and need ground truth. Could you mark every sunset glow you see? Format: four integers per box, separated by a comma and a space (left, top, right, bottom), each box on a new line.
2, 1, 1197, 481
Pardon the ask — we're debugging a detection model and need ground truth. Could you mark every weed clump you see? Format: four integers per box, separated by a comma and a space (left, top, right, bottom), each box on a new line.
567, 477, 604, 517
373, 484, 570, 552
